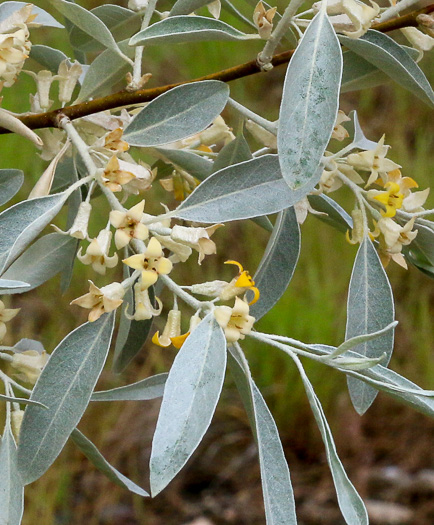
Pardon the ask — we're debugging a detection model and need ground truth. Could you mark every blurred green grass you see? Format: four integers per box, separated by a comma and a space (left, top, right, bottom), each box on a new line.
0, 2, 433, 522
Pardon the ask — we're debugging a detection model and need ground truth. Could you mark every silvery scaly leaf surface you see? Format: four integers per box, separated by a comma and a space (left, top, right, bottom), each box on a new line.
228, 345, 297, 524
307, 194, 353, 233
150, 315, 226, 496
0, 425, 24, 525
212, 134, 252, 173
91, 373, 167, 402
70, 429, 149, 496
50, 0, 126, 59
29, 45, 68, 75
0, 170, 24, 207
1, 234, 78, 294
0, 279, 30, 293
340, 31, 434, 107
124, 81, 229, 147
310, 345, 434, 418
69, 5, 141, 53
277, 8, 342, 191
0, 1, 63, 28
341, 46, 419, 93
0, 192, 69, 274
345, 237, 395, 414
154, 148, 214, 181
129, 16, 255, 47
250, 207, 300, 321
292, 356, 368, 525
174, 155, 319, 223
0, 395, 46, 408
17, 313, 115, 485
410, 222, 434, 266
170, 0, 220, 16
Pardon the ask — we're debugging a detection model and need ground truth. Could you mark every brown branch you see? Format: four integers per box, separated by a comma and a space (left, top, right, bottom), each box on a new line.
1, 3, 433, 135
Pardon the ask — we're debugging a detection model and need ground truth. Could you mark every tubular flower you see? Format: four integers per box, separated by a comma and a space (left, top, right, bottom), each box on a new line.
214, 297, 255, 343
71, 281, 125, 322
253, 2, 277, 40
371, 217, 418, 268
126, 283, 162, 321
57, 59, 83, 104
170, 224, 222, 264
68, 201, 92, 240
77, 229, 118, 275
152, 309, 183, 348
109, 200, 149, 249
0, 300, 20, 341
219, 260, 260, 305
346, 135, 401, 187
345, 209, 366, 245
11, 409, 24, 442
102, 155, 136, 193
367, 181, 404, 218
331, 110, 350, 141
122, 237, 173, 288
10, 350, 49, 385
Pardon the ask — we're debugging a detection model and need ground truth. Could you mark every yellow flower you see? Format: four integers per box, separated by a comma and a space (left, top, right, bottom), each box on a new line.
0, 300, 20, 341
214, 297, 255, 343
122, 237, 173, 288
71, 281, 124, 322
109, 200, 149, 249
219, 260, 260, 305
367, 181, 404, 218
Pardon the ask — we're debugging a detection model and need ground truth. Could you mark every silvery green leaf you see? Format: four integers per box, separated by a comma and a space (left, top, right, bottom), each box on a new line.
411, 222, 434, 266
228, 345, 297, 524
310, 345, 434, 418
91, 373, 167, 402
307, 194, 353, 233
174, 155, 319, 223
30, 46, 88, 84
0, 425, 24, 525
154, 148, 213, 181
250, 207, 300, 321
1, 234, 77, 294
124, 81, 229, 147
0, 279, 30, 293
278, 8, 342, 191
51, 157, 77, 193
346, 110, 378, 151
293, 356, 368, 525
0, 169, 24, 207
170, 0, 218, 16
0, 395, 46, 408
129, 16, 255, 47
0, 192, 69, 274
0, 1, 63, 28
70, 429, 148, 496
17, 313, 115, 485
331, 354, 386, 371
50, 0, 125, 58
150, 315, 226, 496
346, 237, 395, 414
212, 135, 252, 173
340, 31, 434, 107
329, 321, 398, 358
69, 5, 141, 53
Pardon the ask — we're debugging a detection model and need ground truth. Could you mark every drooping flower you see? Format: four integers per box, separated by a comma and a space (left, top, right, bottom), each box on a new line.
332, 110, 351, 141
126, 283, 163, 321
77, 229, 118, 275
10, 350, 49, 385
371, 217, 418, 268
219, 260, 260, 304
0, 300, 20, 341
57, 59, 82, 104
401, 27, 434, 59
109, 200, 149, 249
71, 281, 125, 322
214, 297, 256, 343
170, 224, 222, 264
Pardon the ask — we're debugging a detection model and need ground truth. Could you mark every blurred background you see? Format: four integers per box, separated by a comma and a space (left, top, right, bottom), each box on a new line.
0, 0, 433, 523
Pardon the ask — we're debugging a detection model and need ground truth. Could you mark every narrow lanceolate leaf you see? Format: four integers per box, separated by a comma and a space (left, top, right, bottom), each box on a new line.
340, 31, 434, 107
150, 315, 226, 496
17, 313, 115, 485
345, 237, 395, 414
129, 16, 254, 47
0, 394, 47, 408
250, 207, 300, 321
0, 279, 30, 294
330, 321, 397, 358
50, 0, 126, 59
170, 0, 219, 16
293, 357, 368, 524
154, 148, 213, 181
124, 81, 229, 147
277, 8, 342, 191
0, 169, 24, 206
175, 155, 319, 223
228, 345, 297, 525
0, 192, 69, 274
0, 426, 24, 525
307, 194, 353, 233
70, 429, 148, 496
91, 373, 167, 402
1, 234, 78, 294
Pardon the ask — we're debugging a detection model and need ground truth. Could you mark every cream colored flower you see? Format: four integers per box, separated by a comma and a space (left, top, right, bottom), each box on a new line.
122, 237, 173, 288
109, 200, 149, 249
77, 229, 118, 275
57, 59, 82, 104
71, 281, 125, 322
25, 69, 54, 110
219, 261, 260, 304
346, 136, 401, 186
345, 209, 366, 245
245, 120, 277, 150
319, 161, 364, 193
341, 0, 380, 39
253, 2, 277, 40
126, 283, 162, 321
152, 309, 182, 348
66, 201, 92, 240
214, 297, 255, 343
170, 224, 222, 264
401, 27, 434, 60
102, 128, 129, 153
0, 300, 20, 341
373, 217, 417, 254
11, 409, 24, 442
102, 155, 136, 193
10, 350, 49, 384
332, 110, 351, 141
